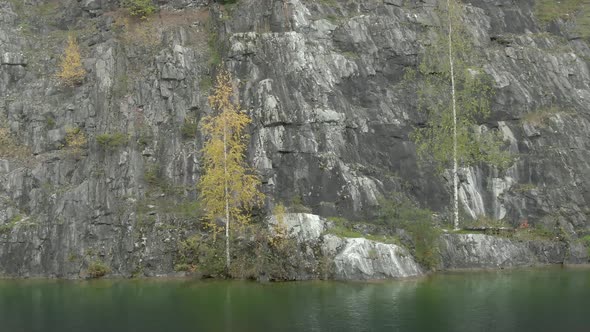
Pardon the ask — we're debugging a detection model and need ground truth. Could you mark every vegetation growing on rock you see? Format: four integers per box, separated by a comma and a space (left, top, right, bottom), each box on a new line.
198, 69, 264, 272
0, 0, 588, 281
86, 261, 110, 279
122, 0, 157, 19
56, 35, 86, 87
377, 194, 440, 269
0, 127, 30, 160
536, 0, 590, 39
96, 132, 128, 151
409, 0, 511, 229
65, 127, 87, 157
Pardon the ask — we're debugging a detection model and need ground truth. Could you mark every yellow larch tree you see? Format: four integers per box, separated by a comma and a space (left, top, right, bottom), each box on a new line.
198, 69, 264, 272
57, 34, 86, 86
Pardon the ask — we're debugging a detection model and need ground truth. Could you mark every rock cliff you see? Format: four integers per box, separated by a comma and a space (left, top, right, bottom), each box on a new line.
0, 0, 589, 278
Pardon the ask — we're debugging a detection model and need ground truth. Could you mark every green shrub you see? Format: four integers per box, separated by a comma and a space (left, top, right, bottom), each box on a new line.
327, 224, 364, 239
96, 132, 128, 151
377, 193, 439, 269
325, 217, 399, 244
171, 201, 201, 220
511, 223, 559, 241
176, 235, 226, 277
136, 127, 153, 147
113, 73, 129, 99
581, 235, 590, 257
181, 117, 199, 139
207, 28, 221, 67
376, 193, 432, 228
290, 195, 311, 213
229, 225, 303, 281
143, 163, 166, 188
199, 76, 213, 92
174, 263, 195, 272
197, 239, 226, 277
45, 116, 56, 128
176, 234, 200, 267
0, 223, 15, 234
404, 218, 440, 269
144, 198, 201, 222
87, 261, 110, 278
122, 0, 156, 19
0, 215, 23, 234
326, 217, 356, 237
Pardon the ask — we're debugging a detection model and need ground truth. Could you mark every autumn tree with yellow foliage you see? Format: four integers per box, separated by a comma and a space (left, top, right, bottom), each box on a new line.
57, 35, 86, 86
198, 70, 264, 272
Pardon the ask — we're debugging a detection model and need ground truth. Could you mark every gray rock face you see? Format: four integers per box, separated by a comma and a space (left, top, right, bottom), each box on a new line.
0, 0, 589, 278
439, 233, 572, 269
269, 213, 423, 280
330, 236, 422, 280
440, 234, 537, 269
226, 0, 590, 233
268, 213, 325, 243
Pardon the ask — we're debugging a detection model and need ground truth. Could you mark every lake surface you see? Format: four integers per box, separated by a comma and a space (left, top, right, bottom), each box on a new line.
1, 267, 589, 332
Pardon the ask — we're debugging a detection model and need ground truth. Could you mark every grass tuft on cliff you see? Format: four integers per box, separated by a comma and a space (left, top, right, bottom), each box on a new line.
86, 261, 110, 279
535, 0, 584, 23
535, 0, 590, 39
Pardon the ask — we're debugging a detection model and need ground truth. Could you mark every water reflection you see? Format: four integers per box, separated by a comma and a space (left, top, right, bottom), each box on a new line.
0, 267, 589, 332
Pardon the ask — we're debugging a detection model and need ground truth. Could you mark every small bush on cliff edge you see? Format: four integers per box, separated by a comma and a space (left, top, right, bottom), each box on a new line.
96, 132, 128, 151
86, 261, 110, 278
122, 0, 157, 19
377, 193, 440, 270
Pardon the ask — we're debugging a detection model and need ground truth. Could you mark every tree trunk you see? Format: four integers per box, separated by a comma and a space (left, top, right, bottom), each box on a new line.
448, 0, 460, 230
223, 111, 231, 271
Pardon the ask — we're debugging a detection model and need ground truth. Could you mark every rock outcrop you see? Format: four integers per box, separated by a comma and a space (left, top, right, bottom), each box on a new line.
439, 233, 567, 269
329, 236, 422, 280
269, 213, 423, 280
0, 0, 589, 278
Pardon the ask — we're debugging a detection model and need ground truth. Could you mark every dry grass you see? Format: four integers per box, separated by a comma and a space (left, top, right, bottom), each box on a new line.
105, 7, 210, 53
521, 106, 562, 126
0, 127, 31, 160
535, 0, 590, 39
535, 0, 585, 23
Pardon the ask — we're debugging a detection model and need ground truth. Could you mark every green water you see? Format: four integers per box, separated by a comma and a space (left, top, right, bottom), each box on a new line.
1, 268, 589, 332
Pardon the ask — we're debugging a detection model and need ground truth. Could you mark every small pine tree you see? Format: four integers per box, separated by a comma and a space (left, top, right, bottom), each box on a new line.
198, 69, 264, 272
57, 35, 86, 87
